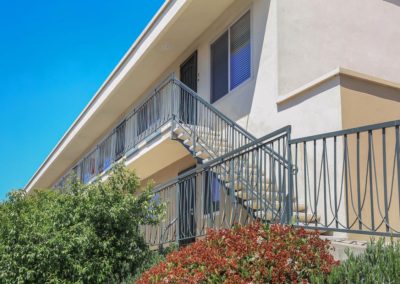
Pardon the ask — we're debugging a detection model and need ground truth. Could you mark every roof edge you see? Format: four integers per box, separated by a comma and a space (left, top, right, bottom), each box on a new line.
25, 0, 176, 192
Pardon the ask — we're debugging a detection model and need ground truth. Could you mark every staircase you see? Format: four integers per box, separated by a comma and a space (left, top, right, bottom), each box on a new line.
170, 81, 320, 225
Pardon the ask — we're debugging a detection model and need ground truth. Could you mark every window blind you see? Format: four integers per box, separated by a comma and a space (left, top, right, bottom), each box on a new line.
230, 11, 251, 90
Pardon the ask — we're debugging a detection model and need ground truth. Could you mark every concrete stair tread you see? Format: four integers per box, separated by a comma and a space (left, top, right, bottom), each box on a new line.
177, 132, 190, 141
235, 190, 279, 202
227, 181, 277, 191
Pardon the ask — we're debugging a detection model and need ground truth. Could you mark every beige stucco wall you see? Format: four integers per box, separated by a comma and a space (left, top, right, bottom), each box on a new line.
341, 75, 400, 239
141, 154, 196, 187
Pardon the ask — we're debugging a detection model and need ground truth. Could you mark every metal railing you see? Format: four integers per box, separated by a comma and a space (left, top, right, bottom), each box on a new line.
173, 80, 290, 167
52, 72, 400, 240
290, 120, 400, 237
54, 77, 178, 186
142, 127, 291, 246
55, 76, 289, 188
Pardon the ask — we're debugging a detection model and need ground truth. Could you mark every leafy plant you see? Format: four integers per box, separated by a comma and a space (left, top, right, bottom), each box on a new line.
0, 163, 164, 283
136, 223, 339, 283
122, 244, 177, 283
312, 238, 400, 283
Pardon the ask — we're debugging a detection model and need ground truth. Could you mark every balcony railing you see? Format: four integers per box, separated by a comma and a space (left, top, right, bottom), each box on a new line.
54, 76, 282, 187
290, 120, 400, 237
53, 72, 400, 241
144, 120, 400, 246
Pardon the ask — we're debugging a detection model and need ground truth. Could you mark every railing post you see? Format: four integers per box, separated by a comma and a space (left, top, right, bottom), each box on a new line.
286, 126, 293, 225
175, 183, 180, 244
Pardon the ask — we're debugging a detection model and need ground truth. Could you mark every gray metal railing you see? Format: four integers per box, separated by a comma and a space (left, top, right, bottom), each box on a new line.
145, 119, 400, 246
55, 75, 289, 188
142, 127, 291, 246
290, 120, 400, 237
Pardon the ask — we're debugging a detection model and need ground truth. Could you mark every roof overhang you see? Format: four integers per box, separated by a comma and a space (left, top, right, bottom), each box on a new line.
25, 0, 235, 192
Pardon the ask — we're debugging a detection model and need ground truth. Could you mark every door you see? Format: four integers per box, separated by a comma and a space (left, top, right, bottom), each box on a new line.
178, 166, 196, 246
179, 51, 198, 125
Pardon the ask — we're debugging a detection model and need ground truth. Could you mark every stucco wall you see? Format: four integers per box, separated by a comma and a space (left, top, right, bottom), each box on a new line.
341, 75, 400, 239
277, 0, 400, 96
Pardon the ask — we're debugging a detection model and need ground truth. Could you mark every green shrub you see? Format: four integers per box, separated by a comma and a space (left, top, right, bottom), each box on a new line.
0, 164, 164, 283
312, 238, 400, 283
122, 244, 177, 283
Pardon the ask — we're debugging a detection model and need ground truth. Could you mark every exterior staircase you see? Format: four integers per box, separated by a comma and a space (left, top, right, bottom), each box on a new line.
172, 120, 319, 225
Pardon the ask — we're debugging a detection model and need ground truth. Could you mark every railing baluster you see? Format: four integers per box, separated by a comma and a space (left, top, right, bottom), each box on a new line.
356, 132, 362, 230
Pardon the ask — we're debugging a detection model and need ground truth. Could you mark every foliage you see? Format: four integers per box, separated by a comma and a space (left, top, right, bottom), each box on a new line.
312, 238, 400, 284
136, 223, 338, 283
0, 163, 164, 283
122, 244, 178, 283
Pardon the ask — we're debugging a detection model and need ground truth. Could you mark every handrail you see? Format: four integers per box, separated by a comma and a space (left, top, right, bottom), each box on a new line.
172, 78, 292, 169
153, 125, 291, 193
290, 119, 400, 143
55, 74, 292, 188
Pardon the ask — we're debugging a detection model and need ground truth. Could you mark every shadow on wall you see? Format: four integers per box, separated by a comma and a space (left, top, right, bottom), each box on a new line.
384, 0, 400, 6
277, 77, 339, 112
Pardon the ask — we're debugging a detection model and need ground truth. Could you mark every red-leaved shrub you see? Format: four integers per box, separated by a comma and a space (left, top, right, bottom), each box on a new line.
136, 223, 339, 283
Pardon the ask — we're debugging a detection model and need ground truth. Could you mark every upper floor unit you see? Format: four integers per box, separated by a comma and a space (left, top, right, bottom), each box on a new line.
26, 0, 400, 191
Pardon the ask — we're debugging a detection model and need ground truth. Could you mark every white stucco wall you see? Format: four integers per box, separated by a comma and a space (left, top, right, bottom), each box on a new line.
277, 0, 400, 95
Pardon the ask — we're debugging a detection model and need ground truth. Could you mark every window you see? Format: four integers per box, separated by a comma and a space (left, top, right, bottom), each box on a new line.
211, 11, 251, 103
115, 121, 126, 160
137, 95, 161, 137
203, 172, 221, 215
98, 135, 113, 173
82, 151, 97, 184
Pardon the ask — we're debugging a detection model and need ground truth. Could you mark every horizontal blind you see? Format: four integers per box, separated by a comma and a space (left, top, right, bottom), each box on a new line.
230, 11, 251, 90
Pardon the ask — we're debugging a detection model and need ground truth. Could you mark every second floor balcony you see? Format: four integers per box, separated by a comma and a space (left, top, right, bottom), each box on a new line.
54, 76, 254, 188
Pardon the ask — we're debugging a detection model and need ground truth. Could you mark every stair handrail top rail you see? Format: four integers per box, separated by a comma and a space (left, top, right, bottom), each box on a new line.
152, 125, 292, 194
290, 119, 400, 144
172, 78, 292, 170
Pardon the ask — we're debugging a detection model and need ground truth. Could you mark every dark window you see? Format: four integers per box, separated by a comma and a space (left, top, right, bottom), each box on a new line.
115, 121, 126, 159
203, 172, 221, 215
210, 11, 251, 103
137, 106, 148, 136
211, 31, 229, 103
98, 135, 113, 172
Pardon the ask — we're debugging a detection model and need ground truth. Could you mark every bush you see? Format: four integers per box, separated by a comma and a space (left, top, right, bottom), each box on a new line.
0, 164, 164, 283
122, 245, 177, 283
312, 239, 400, 283
136, 223, 338, 283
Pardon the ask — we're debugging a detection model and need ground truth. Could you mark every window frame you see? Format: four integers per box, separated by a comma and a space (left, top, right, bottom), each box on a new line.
210, 9, 252, 103
203, 172, 222, 217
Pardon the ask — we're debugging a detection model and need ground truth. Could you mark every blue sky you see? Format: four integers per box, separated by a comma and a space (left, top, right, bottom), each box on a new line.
0, 0, 164, 199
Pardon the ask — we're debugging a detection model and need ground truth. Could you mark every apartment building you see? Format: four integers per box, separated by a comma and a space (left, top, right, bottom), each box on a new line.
26, 0, 400, 244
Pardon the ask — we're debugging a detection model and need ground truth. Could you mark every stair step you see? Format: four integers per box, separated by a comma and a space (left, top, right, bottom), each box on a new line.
177, 132, 190, 141
244, 199, 284, 210
221, 174, 271, 184
183, 139, 193, 146
236, 189, 297, 200
224, 165, 266, 175
253, 211, 279, 221
173, 126, 186, 135
227, 181, 277, 192
295, 213, 320, 223
196, 150, 212, 160
189, 143, 206, 152
254, 211, 319, 223
237, 191, 281, 202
